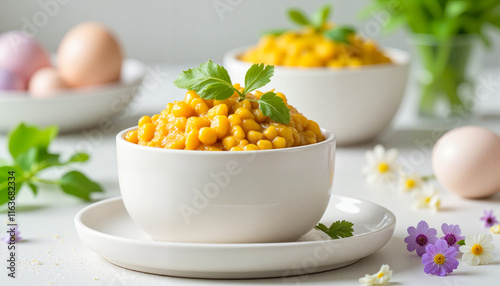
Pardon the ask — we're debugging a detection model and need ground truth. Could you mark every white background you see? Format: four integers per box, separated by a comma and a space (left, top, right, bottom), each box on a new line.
1, 0, 500, 66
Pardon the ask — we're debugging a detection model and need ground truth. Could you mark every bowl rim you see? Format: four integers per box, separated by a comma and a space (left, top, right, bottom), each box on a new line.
223, 46, 410, 75
117, 126, 335, 155
0, 58, 146, 102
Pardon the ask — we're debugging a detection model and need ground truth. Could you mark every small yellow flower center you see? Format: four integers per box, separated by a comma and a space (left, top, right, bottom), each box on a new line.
434, 254, 445, 265
377, 272, 384, 278
472, 244, 483, 255
425, 197, 431, 204
378, 163, 389, 173
405, 179, 416, 189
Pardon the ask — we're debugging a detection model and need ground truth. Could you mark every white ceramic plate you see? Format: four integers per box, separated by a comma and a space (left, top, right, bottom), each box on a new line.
0, 59, 146, 134
75, 195, 395, 279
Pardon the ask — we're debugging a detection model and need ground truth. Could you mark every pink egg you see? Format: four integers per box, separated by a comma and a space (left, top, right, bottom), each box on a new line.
0, 31, 51, 82
0, 68, 26, 91
28, 67, 68, 97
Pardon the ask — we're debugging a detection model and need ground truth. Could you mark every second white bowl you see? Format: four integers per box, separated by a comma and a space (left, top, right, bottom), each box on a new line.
224, 47, 409, 146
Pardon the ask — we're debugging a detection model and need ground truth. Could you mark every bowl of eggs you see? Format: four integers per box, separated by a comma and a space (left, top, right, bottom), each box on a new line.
0, 23, 146, 133
223, 9, 409, 146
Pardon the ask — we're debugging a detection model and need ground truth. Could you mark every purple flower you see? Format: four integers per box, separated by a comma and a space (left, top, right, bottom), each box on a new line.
422, 239, 459, 276
480, 210, 498, 228
441, 223, 465, 251
404, 220, 438, 256
2, 226, 22, 244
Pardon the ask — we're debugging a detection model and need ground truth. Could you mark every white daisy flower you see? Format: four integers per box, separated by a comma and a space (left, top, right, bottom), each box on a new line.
460, 233, 495, 266
362, 145, 399, 185
359, 264, 392, 285
398, 172, 423, 193
413, 183, 441, 211
491, 225, 500, 234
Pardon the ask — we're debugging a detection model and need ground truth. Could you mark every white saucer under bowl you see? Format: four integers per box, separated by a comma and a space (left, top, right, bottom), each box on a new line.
74, 195, 395, 279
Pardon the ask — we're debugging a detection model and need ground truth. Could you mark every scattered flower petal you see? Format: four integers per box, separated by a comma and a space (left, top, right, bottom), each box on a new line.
404, 220, 438, 256
362, 145, 400, 185
358, 264, 392, 285
490, 225, 500, 234
441, 223, 465, 251
398, 172, 423, 193
459, 233, 495, 266
480, 210, 498, 228
2, 225, 22, 244
413, 183, 440, 211
359, 274, 376, 286
422, 239, 459, 276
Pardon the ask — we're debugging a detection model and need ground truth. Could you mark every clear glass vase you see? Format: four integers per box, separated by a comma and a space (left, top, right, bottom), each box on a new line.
411, 35, 482, 120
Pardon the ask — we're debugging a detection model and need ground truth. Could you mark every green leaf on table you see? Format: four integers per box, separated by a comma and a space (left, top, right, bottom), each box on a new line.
37, 149, 61, 167
60, 171, 103, 201
0, 165, 23, 206
243, 64, 274, 95
258, 92, 290, 124
312, 4, 331, 29
67, 152, 90, 164
173, 60, 235, 100
28, 182, 38, 195
324, 26, 356, 44
8, 123, 58, 159
315, 220, 354, 239
288, 8, 310, 26
15, 147, 38, 172
0, 158, 9, 167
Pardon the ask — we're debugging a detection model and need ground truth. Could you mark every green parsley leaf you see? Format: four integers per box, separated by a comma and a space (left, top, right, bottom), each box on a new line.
1, 123, 103, 206
36, 150, 61, 169
0, 158, 9, 167
315, 220, 354, 239
288, 8, 311, 26
60, 171, 103, 201
243, 64, 274, 95
28, 182, 38, 195
15, 147, 38, 172
173, 60, 235, 100
324, 26, 356, 44
457, 239, 465, 246
8, 123, 58, 159
261, 28, 290, 36
312, 4, 331, 29
67, 152, 90, 164
258, 92, 290, 124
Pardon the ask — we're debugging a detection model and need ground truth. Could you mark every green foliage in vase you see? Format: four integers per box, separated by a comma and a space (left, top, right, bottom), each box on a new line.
365, 0, 500, 117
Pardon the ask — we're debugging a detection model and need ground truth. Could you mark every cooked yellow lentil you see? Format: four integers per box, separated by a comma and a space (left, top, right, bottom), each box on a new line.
125, 85, 324, 151
240, 27, 391, 68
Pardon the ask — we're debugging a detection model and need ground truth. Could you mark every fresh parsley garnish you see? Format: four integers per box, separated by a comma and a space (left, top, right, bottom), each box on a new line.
174, 61, 290, 124
324, 26, 357, 44
315, 220, 355, 239
0, 123, 103, 206
261, 4, 357, 44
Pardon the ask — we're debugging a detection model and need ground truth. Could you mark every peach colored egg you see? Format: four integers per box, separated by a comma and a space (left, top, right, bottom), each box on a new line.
432, 126, 500, 199
28, 67, 68, 97
57, 22, 123, 87
0, 31, 51, 84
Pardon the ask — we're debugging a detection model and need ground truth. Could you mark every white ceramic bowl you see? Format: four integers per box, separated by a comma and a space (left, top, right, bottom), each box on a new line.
223, 47, 410, 146
0, 59, 146, 134
116, 127, 336, 243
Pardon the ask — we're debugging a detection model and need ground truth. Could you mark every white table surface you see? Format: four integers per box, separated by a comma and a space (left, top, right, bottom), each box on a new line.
1, 65, 500, 286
